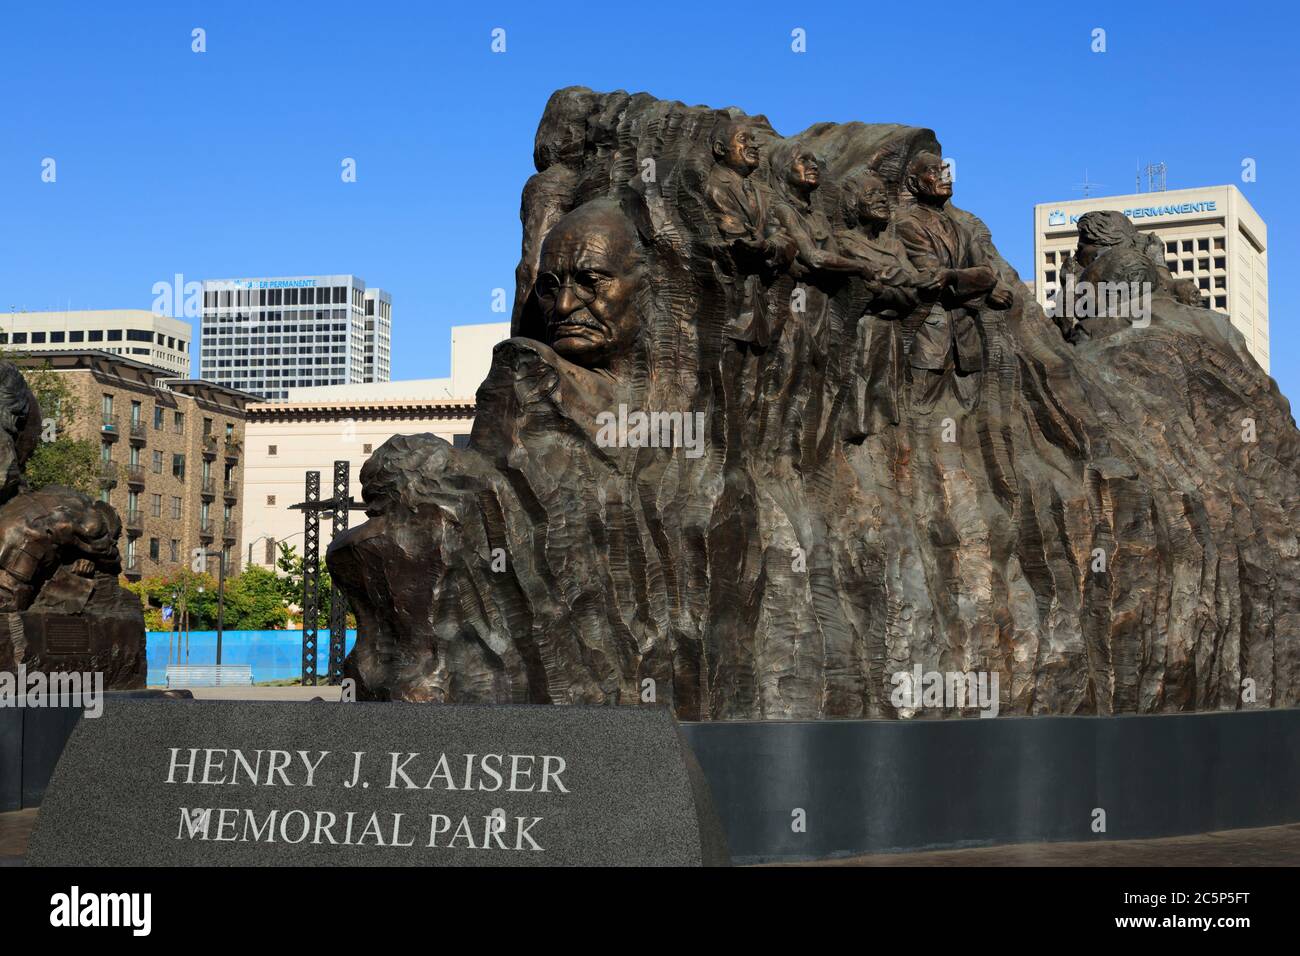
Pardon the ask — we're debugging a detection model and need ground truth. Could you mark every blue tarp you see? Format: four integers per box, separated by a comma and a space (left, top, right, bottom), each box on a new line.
146, 630, 358, 685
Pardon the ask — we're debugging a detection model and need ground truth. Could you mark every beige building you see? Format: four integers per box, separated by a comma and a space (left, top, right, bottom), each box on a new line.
2, 310, 192, 376
1033, 185, 1269, 371
241, 397, 476, 567
12, 350, 256, 581
240, 322, 509, 567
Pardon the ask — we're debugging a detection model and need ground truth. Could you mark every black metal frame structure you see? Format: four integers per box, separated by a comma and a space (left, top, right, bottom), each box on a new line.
291, 462, 365, 685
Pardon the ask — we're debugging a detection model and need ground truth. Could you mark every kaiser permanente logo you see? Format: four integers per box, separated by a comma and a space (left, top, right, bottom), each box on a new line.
1047, 199, 1216, 227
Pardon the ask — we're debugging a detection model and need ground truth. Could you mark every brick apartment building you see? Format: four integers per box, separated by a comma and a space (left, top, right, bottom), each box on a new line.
11, 350, 257, 581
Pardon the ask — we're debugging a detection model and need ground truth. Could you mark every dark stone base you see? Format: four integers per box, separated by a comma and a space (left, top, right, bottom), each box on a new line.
0, 576, 147, 690
0, 690, 187, 811
681, 710, 1300, 864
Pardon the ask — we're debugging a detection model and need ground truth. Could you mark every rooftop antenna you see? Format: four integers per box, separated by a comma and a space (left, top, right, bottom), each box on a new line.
1144, 161, 1167, 193
1075, 169, 1105, 198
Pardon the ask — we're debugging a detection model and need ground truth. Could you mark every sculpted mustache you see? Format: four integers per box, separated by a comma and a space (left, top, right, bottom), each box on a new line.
549, 311, 606, 333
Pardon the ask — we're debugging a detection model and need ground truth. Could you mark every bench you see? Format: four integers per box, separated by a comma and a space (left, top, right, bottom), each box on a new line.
165, 664, 254, 688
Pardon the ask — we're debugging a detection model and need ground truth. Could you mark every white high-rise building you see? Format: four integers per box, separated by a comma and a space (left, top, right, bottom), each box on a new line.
1033, 185, 1269, 371
199, 275, 392, 400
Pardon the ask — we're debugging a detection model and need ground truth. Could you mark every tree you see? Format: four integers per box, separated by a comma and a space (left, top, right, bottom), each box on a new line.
223, 565, 291, 630
123, 569, 218, 631
123, 566, 290, 631
275, 541, 354, 628
15, 361, 98, 495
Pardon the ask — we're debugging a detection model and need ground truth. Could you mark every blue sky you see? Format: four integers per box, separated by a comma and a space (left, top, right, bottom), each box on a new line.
2, 1, 1296, 401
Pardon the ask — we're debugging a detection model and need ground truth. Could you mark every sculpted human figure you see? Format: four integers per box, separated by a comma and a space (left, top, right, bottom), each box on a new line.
704, 118, 795, 347
770, 146, 871, 283
893, 151, 1013, 413
833, 171, 922, 437
1055, 209, 1201, 343
0, 363, 122, 614
330, 199, 668, 704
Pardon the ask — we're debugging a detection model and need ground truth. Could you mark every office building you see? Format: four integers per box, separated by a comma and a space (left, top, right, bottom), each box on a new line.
1033, 185, 1269, 370
240, 322, 509, 566
199, 275, 392, 400
1, 310, 191, 376
10, 350, 256, 580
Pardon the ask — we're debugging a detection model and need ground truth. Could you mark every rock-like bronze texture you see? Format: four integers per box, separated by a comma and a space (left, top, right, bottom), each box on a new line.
328, 87, 1299, 720
0, 361, 146, 688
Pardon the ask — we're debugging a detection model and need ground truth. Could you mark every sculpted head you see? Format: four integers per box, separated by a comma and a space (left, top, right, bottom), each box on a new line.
905, 151, 952, 205
535, 200, 646, 369
711, 119, 761, 176
783, 146, 822, 195
844, 171, 893, 226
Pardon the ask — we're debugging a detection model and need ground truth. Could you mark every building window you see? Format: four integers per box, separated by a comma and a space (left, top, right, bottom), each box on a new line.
107, 329, 122, 341
30, 332, 46, 344
149, 538, 160, 561
153, 406, 164, 430
268, 445, 277, 456
1214, 296, 1227, 309
150, 493, 161, 517
452, 434, 471, 449
172, 454, 185, 479
173, 411, 184, 434
170, 539, 180, 561
69, 330, 84, 343
11, 333, 26, 344
89, 330, 103, 342
152, 449, 163, 473
170, 496, 182, 519
267, 495, 276, 506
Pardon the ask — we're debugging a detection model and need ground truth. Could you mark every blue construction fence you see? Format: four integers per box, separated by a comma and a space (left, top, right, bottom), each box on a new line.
146, 629, 358, 686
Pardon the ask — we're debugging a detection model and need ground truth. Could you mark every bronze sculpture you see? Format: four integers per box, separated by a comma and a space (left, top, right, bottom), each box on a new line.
0, 361, 146, 688
892, 151, 1013, 413
329, 88, 1300, 720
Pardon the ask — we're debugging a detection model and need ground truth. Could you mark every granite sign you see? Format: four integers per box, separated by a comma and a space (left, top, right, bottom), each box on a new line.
26, 700, 729, 866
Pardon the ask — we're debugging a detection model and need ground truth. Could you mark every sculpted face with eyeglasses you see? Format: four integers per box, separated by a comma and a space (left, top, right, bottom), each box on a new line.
534, 200, 646, 372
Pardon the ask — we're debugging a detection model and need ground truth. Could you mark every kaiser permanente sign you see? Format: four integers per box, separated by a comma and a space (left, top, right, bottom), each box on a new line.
1048, 199, 1216, 227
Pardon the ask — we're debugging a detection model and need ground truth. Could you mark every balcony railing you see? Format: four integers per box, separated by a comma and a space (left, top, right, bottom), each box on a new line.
200, 476, 216, 497
222, 520, 237, 541
198, 519, 214, 539
126, 463, 145, 486
124, 509, 143, 534
96, 461, 118, 486
224, 436, 243, 459
100, 414, 120, 439
128, 419, 147, 442
202, 434, 218, 456
223, 479, 238, 500
123, 555, 141, 575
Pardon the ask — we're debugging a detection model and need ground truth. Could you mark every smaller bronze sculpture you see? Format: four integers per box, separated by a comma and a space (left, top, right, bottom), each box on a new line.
0, 361, 146, 688
1054, 209, 1201, 343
